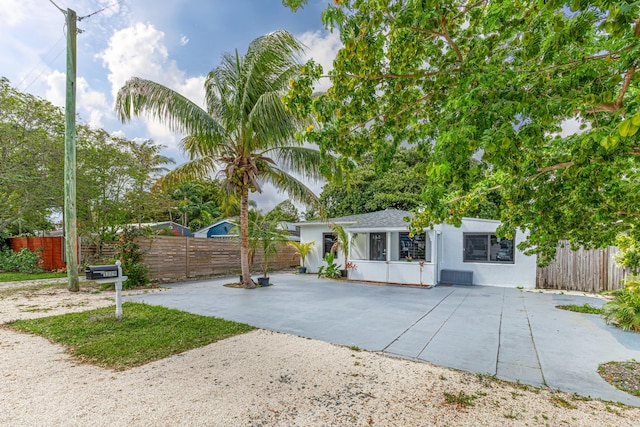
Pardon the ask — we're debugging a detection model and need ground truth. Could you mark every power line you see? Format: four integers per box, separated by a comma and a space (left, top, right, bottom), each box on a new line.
48, 0, 65, 15
20, 46, 66, 93
80, 0, 125, 21
15, 34, 66, 92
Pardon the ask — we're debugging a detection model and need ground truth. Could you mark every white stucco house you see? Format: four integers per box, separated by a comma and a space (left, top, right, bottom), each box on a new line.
295, 209, 537, 288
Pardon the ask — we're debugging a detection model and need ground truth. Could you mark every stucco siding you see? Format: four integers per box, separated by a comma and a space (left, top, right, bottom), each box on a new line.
439, 219, 536, 288
298, 214, 536, 288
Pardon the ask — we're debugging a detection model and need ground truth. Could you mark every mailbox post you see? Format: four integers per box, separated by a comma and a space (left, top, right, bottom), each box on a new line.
85, 260, 128, 320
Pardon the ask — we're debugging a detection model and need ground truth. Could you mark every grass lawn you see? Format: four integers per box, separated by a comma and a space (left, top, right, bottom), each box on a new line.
5, 302, 255, 370
556, 303, 604, 315
0, 271, 67, 282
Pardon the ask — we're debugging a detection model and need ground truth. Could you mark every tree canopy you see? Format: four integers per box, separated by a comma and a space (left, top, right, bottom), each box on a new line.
0, 77, 173, 238
284, 0, 640, 264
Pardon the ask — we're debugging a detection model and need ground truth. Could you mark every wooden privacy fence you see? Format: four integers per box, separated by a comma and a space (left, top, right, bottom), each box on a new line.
10, 236, 67, 271
536, 243, 630, 292
84, 236, 299, 282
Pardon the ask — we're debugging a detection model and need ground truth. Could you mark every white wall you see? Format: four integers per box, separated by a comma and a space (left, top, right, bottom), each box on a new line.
299, 218, 536, 288
438, 218, 537, 288
299, 223, 346, 272
348, 260, 436, 285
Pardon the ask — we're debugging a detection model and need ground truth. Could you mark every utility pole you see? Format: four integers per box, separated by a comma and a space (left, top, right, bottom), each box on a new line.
51, 1, 119, 291
63, 7, 79, 292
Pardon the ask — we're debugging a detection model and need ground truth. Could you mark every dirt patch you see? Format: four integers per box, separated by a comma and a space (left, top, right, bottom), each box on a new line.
599, 361, 640, 397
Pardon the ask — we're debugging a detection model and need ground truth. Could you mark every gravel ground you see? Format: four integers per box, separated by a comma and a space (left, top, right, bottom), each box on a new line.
2, 282, 640, 426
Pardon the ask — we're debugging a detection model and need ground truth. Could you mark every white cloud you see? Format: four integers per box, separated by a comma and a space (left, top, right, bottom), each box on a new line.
99, 22, 206, 107
97, 22, 208, 151
297, 30, 342, 92
0, 0, 34, 26
44, 70, 110, 128
98, 22, 171, 100
180, 35, 189, 46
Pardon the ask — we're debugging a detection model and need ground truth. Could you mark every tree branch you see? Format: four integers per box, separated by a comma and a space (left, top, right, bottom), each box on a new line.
440, 15, 464, 62
343, 71, 442, 80
615, 65, 636, 113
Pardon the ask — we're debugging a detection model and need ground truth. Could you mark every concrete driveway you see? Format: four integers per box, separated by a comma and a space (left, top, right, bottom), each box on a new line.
127, 273, 640, 406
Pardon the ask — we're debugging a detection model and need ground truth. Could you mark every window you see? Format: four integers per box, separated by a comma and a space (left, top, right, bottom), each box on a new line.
323, 233, 337, 257
463, 233, 514, 263
370, 233, 386, 260
399, 232, 427, 260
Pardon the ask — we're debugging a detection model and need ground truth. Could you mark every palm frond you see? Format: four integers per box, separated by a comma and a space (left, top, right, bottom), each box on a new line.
115, 77, 225, 139
161, 156, 218, 190
249, 90, 300, 146
258, 164, 320, 209
181, 133, 233, 160
265, 145, 328, 182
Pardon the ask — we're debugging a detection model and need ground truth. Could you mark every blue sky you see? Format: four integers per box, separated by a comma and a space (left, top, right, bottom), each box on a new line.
1, 0, 340, 211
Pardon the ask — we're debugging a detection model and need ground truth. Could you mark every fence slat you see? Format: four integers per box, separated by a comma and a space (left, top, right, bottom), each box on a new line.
536, 241, 630, 292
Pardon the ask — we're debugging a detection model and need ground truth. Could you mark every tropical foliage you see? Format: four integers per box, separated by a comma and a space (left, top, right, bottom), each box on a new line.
114, 227, 149, 289
603, 275, 640, 332
329, 223, 355, 268
247, 212, 289, 278
116, 31, 331, 288
284, 0, 640, 265
0, 248, 42, 274
288, 240, 315, 268
264, 200, 300, 223
317, 252, 342, 279
614, 232, 640, 274
319, 147, 501, 219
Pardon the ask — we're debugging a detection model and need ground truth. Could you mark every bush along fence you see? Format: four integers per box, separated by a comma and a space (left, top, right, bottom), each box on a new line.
536, 243, 630, 292
10, 236, 67, 271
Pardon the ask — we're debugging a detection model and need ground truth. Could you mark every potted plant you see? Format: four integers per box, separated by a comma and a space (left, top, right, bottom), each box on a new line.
288, 241, 315, 274
329, 223, 356, 278
247, 212, 288, 287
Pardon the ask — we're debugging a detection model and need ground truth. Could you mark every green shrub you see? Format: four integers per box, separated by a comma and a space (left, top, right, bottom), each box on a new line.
317, 252, 342, 279
122, 262, 150, 289
0, 248, 43, 273
613, 233, 640, 274
603, 275, 640, 331
114, 227, 149, 289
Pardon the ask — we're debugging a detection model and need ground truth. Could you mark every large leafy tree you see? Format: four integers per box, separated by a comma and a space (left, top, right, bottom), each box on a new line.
0, 77, 64, 233
318, 146, 503, 218
284, 0, 640, 264
116, 31, 330, 288
265, 200, 300, 222
76, 127, 174, 238
0, 77, 174, 238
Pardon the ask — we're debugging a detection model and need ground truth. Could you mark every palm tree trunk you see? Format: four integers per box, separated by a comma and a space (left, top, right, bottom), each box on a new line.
240, 192, 255, 289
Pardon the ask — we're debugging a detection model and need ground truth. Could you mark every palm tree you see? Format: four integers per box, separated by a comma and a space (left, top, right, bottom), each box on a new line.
116, 31, 327, 288
330, 223, 355, 268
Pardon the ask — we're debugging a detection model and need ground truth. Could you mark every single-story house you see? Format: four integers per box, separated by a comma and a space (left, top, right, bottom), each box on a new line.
194, 219, 237, 238
295, 209, 537, 288
194, 218, 300, 241
141, 221, 193, 237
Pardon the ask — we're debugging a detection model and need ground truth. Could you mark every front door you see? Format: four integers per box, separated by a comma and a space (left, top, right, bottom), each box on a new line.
370, 233, 386, 261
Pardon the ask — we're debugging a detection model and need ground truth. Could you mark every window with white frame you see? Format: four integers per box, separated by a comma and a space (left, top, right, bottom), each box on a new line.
463, 233, 514, 263
399, 232, 428, 261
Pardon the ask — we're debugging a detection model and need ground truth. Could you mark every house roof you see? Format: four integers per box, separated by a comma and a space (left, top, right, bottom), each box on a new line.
194, 218, 236, 234
296, 209, 413, 230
